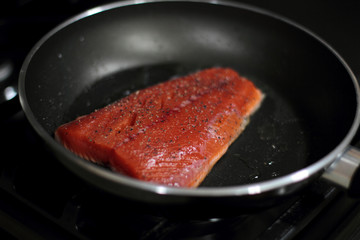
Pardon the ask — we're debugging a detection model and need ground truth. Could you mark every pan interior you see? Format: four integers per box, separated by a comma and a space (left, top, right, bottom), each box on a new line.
22, 1, 357, 187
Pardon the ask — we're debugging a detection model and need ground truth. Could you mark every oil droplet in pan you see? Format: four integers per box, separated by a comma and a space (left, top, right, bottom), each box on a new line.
249, 173, 260, 181
233, 153, 261, 182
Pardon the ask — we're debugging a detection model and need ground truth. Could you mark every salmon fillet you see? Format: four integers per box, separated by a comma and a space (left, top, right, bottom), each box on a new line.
55, 68, 263, 187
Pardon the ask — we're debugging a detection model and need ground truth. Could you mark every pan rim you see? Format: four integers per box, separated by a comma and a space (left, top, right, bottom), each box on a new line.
18, 0, 360, 198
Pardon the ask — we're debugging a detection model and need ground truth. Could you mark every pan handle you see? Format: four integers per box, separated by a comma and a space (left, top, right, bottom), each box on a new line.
322, 146, 360, 197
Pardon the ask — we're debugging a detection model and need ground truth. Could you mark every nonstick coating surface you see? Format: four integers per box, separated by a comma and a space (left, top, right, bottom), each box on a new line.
19, 0, 359, 209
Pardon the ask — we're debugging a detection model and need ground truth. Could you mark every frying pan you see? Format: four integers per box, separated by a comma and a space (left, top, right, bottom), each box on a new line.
18, 0, 360, 217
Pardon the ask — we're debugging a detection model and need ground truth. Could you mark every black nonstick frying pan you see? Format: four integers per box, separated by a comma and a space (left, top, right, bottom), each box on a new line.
19, 0, 360, 217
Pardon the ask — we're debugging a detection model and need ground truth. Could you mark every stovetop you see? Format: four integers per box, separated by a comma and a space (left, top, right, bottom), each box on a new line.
1, 0, 360, 239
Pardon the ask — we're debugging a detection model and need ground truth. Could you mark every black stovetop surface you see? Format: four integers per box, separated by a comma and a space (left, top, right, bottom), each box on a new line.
1, 0, 360, 239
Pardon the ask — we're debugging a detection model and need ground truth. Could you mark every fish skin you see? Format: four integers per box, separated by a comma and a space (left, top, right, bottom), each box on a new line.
55, 68, 263, 187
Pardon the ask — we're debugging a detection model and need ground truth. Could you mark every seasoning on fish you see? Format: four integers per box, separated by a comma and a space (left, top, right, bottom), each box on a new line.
55, 68, 264, 187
